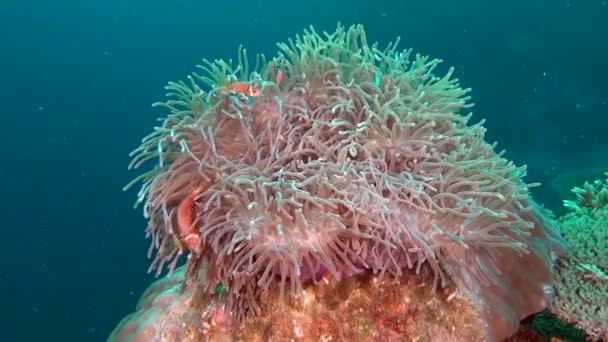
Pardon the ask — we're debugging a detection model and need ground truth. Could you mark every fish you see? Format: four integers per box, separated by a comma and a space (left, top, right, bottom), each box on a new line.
276, 69, 284, 87
176, 181, 209, 252
222, 82, 260, 97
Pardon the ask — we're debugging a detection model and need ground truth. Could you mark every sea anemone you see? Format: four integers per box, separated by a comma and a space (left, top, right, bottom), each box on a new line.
125, 24, 565, 340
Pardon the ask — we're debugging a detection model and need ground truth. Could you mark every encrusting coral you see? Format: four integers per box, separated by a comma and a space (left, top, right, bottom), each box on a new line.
122, 23, 566, 341
109, 265, 488, 341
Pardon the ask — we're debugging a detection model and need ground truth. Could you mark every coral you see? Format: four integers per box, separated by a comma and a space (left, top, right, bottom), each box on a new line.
109, 266, 487, 341
552, 172, 608, 340
125, 24, 565, 340
563, 172, 608, 213
523, 311, 586, 341
551, 168, 608, 202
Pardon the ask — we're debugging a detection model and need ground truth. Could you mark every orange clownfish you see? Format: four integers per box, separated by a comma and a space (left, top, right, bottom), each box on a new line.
222, 82, 260, 97
176, 181, 209, 252
276, 69, 284, 87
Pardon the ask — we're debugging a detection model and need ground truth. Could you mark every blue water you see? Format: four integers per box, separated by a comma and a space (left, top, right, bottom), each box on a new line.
1, 0, 606, 340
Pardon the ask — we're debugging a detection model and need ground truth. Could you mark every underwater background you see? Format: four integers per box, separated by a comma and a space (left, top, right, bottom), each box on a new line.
1, 0, 606, 340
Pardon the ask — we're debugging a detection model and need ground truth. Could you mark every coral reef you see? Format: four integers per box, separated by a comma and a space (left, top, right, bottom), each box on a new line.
551, 168, 608, 202
109, 266, 486, 341
523, 311, 586, 341
123, 24, 566, 341
551, 172, 608, 340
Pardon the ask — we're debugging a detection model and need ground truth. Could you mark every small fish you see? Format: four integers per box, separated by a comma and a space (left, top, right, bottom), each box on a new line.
276, 69, 284, 86
222, 82, 260, 97
176, 182, 208, 252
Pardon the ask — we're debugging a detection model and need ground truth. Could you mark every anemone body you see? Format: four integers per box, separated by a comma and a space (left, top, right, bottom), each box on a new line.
127, 24, 566, 341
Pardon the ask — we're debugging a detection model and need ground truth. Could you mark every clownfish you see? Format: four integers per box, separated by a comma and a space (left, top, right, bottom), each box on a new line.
222, 82, 260, 97
176, 181, 209, 252
276, 69, 284, 87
